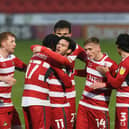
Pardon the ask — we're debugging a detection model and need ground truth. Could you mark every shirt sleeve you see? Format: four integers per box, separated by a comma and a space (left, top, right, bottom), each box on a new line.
13, 57, 27, 72
51, 66, 72, 88
69, 44, 87, 62
106, 62, 129, 88
76, 45, 87, 62
31, 45, 73, 69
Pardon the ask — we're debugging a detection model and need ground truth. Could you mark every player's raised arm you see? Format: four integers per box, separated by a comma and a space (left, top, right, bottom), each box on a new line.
31, 45, 73, 69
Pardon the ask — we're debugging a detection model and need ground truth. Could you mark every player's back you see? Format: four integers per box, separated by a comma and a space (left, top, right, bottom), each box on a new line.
22, 53, 51, 107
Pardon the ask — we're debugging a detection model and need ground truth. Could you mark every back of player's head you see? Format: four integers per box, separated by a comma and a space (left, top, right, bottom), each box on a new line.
59, 36, 76, 52
0, 32, 16, 45
116, 33, 129, 52
54, 20, 71, 33
84, 37, 100, 46
42, 34, 60, 51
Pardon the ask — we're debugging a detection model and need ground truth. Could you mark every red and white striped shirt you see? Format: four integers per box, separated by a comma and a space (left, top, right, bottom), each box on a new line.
79, 54, 117, 111
47, 69, 70, 107
105, 56, 129, 107
29, 44, 86, 108
22, 53, 50, 107
66, 44, 86, 102
0, 54, 27, 113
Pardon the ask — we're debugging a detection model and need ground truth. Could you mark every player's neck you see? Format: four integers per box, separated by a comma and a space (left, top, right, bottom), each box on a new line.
121, 51, 129, 60
0, 48, 9, 58
94, 52, 103, 61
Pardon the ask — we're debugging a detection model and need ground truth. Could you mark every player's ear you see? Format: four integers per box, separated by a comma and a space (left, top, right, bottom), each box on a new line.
1, 40, 5, 48
67, 49, 72, 55
69, 33, 72, 37
97, 45, 101, 52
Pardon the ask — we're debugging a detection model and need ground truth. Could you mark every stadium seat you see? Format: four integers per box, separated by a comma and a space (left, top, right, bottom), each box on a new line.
0, 0, 128, 13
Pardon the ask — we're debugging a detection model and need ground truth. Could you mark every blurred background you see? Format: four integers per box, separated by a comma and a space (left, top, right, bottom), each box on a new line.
0, 1, 128, 129
0, 0, 129, 40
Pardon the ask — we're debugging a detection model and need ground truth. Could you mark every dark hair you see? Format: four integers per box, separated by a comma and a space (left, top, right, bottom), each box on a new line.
84, 37, 100, 46
0, 32, 16, 45
42, 34, 60, 51
116, 33, 129, 52
59, 36, 76, 52
54, 20, 71, 33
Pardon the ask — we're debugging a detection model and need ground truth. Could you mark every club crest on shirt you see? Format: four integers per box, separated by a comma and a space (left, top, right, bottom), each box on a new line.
3, 121, 8, 126
12, 61, 14, 65
2, 63, 6, 67
119, 67, 126, 75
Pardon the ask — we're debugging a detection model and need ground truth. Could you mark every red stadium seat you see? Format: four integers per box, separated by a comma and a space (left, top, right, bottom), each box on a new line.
0, 0, 128, 13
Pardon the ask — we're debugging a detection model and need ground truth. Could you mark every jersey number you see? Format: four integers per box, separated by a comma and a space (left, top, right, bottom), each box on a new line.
96, 118, 106, 129
55, 119, 64, 129
25, 63, 39, 79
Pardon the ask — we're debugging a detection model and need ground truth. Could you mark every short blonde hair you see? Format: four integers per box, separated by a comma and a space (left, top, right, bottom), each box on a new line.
0, 32, 16, 46
84, 37, 100, 46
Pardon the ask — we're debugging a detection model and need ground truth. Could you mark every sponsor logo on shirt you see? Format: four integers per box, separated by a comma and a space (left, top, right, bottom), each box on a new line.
119, 67, 126, 75
2, 63, 6, 67
3, 121, 8, 126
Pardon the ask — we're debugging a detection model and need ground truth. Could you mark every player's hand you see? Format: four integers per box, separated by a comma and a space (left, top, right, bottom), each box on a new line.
31, 45, 42, 53
2, 75, 16, 85
67, 57, 73, 63
90, 82, 106, 89
96, 66, 109, 75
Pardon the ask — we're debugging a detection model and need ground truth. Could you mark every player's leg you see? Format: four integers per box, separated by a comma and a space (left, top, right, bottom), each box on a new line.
51, 107, 72, 129
87, 108, 110, 129
23, 106, 51, 129
67, 97, 76, 128
76, 104, 88, 129
0, 112, 11, 129
23, 107, 30, 129
9, 108, 22, 129
76, 105, 110, 129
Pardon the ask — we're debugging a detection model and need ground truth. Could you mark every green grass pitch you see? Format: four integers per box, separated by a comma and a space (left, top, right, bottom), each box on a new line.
12, 39, 121, 129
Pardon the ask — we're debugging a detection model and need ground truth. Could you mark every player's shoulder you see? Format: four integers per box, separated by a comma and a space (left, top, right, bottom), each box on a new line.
121, 56, 129, 67
0, 54, 16, 63
105, 56, 116, 63
103, 54, 117, 66
30, 54, 51, 68
124, 56, 129, 62
31, 52, 48, 61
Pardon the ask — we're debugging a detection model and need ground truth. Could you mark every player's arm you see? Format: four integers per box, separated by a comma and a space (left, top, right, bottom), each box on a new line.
0, 75, 16, 85
68, 44, 87, 62
100, 62, 126, 88
76, 44, 87, 62
94, 63, 128, 89
93, 69, 128, 89
31, 45, 73, 69
108, 61, 118, 77
13, 57, 27, 72
91, 62, 118, 89
105, 64, 129, 88
51, 66, 72, 88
